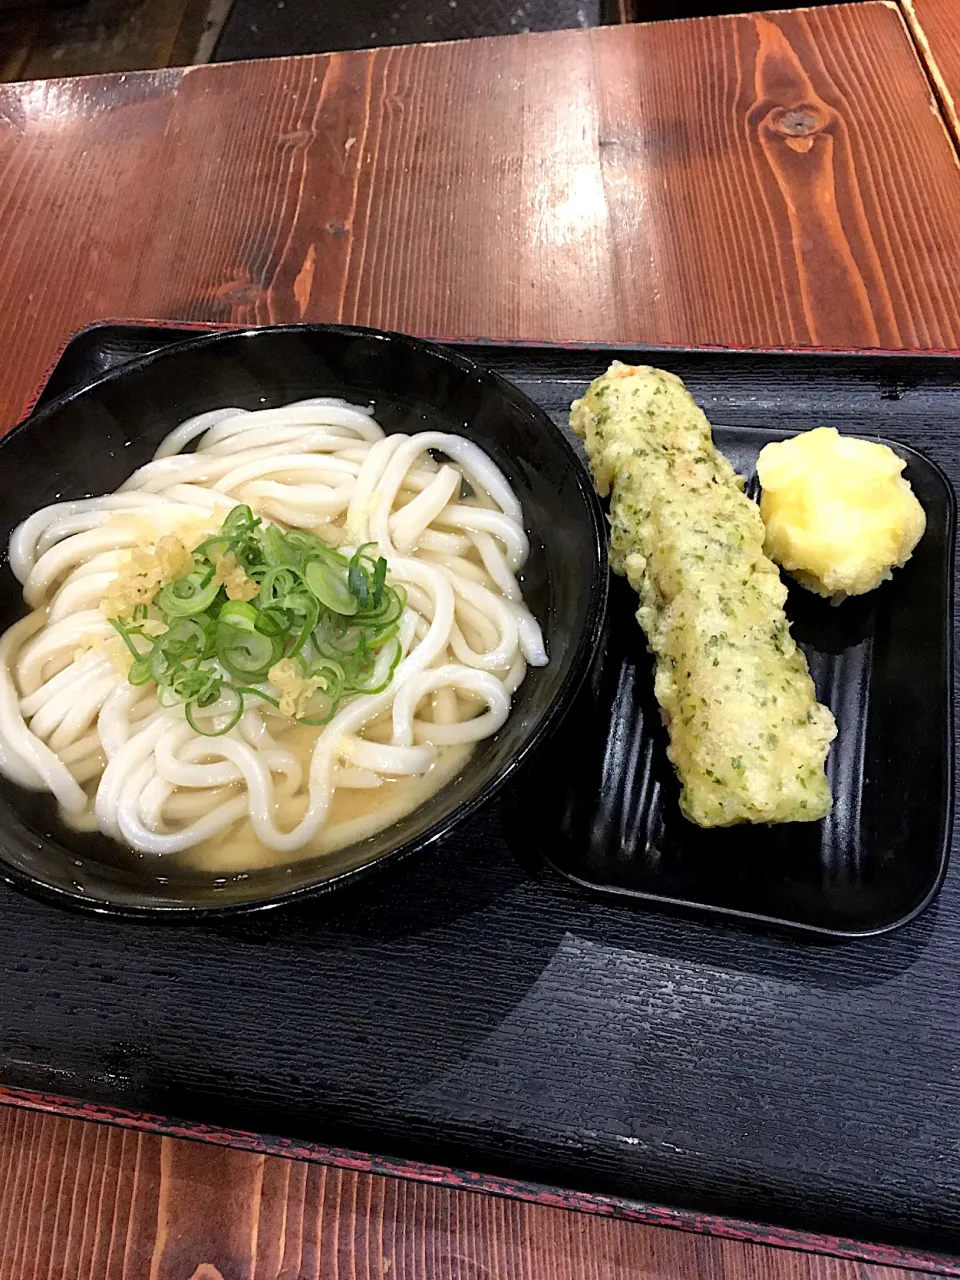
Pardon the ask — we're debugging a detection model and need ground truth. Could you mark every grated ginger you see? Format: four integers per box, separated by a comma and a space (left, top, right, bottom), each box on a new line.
100, 535, 192, 618
212, 554, 259, 602
268, 658, 328, 719
140, 618, 169, 638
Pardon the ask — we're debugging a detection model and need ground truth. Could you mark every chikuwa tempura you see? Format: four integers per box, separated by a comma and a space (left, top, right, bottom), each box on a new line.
0, 398, 547, 871
571, 362, 836, 829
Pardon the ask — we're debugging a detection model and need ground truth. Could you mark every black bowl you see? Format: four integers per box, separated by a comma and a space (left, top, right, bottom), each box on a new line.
0, 325, 607, 916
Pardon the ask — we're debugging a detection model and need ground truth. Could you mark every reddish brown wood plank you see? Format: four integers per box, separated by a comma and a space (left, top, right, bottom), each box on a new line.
0, 67, 183, 425
0, 1106, 942, 1279
902, 0, 960, 139
595, 1, 960, 349
127, 6, 960, 349
2, 7, 960, 435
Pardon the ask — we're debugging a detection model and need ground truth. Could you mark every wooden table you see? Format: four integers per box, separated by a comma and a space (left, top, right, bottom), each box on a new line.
2, 4, 960, 1276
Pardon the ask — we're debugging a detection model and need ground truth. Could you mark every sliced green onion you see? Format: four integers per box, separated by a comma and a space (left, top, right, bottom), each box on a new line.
305, 558, 358, 616
349, 639, 403, 695
285, 595, 319, 659
215, 624, 277, 681
186, 686, 243, 736
219, 600, 259, 632
234, 686, 281, 710
261, 523, 299, 568
192, 535, 229, 562
157, 570, 221, 617
252, 606, 281, 634
352, 585, 404, 629
220, 505, 259, 537
306, 657, 345, 700
110, 618, 144, 661
128, 658, 153, 686
258, 566, 302, 606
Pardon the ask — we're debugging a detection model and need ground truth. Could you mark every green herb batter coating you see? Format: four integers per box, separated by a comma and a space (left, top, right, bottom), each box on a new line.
570, 362, 836, 827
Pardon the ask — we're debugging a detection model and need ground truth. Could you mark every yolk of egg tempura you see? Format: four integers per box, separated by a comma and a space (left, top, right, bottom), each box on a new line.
756, 427, 926, 602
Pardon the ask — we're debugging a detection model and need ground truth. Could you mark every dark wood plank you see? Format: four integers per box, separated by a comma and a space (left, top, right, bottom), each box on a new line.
0, 0, 83, 9
902, 0, 960, 141
2, 8, 960, 432
0, 11, 40, 80
0, 0, 224, 84
0, 1106, 941, 1279
215, 0, 605, 61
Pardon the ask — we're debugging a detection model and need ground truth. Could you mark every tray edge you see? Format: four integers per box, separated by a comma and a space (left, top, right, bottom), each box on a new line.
18, 316, 960, 426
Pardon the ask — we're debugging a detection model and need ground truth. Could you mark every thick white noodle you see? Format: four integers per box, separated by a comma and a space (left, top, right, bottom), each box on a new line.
0, 398, 548, 859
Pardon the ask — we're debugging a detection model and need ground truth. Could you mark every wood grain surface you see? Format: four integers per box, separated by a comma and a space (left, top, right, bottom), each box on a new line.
902, 0, 960, 138
2, 5, 960, 434
0, 1105, 943, 1280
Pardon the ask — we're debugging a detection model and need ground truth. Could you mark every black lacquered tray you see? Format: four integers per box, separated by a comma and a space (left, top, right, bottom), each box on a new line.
6, 323, 960, 1261
33, 322, 953, 937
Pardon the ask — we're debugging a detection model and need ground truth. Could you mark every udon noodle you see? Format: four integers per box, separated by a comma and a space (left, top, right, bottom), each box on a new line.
0, 398, 547, 869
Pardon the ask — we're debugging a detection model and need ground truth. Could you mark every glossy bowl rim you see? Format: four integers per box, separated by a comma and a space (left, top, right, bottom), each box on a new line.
0, 322, 609, 919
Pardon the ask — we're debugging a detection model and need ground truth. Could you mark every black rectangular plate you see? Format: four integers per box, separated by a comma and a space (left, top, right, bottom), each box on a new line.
531, 426, 953, 937
7, 322, 960, 1257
